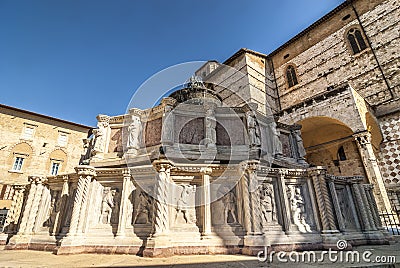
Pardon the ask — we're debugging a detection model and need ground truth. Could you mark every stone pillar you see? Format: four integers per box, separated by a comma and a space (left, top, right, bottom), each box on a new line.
248, 162, 263, 235
240, 167, 252, 235
143, 160, 174, 257
308, 167, 338, 233
359, 184, 377, 231
240, 161, 260, 235
7, 176, 48, 246
277, 170, 292, 234
306, 177, 322, 232
54, 176, 69, 235
67, 166, 96, 237
116, 169, 136, 237
351, 182, 372, 231
353, 131, 392, 213
20, 176, 48, 236
3, 185, 26, 234
326, 176, 346, 232
363, 184, 382, 228
33, 185, 51, 233
200, 167, 212, 237
151, 160, 173, 237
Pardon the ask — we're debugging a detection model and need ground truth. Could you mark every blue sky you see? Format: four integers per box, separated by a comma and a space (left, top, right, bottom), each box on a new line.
0, 0, 344, 126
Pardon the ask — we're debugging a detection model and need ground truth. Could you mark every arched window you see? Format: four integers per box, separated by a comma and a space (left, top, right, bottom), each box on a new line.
286, 65, 298, 88
337, 146, 347, 161
347, 28, 367, 54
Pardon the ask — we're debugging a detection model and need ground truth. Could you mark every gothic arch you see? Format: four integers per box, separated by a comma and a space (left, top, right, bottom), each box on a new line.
297, 116, 366, 177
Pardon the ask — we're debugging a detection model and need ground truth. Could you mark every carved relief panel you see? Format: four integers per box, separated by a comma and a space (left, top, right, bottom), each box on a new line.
336, 185, 358, 230
144, 118, 162, 147
175, 116, 204, 145
211, 185, 238, 225
132, 190, 153, 225
286, 184, 315, 233
172, 184, 197, 226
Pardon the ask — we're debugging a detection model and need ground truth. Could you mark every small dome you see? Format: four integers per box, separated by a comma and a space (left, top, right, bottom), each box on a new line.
168, 75, 221, 105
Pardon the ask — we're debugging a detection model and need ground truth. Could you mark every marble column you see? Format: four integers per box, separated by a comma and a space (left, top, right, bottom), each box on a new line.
240, 161, 260, 235
54, 176, 69, 235
3, 185, 26, 234
364, 184, 382, 228
68, 166, 96, 237
117, 169, 136, 237
308, 167, 338, 233
359, 184, 377, 230
200, 167, 212, 237
353, 131, 392, 213
277, 169, 292, 234
151, 160, 173, 237
326, 177, 346, 232
19, 176, 48, 236
351, 182, 372, 231
306, 176, 322, 232
248, 162, 263, 235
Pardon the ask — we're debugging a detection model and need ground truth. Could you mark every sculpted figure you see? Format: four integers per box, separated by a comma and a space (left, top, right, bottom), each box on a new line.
127, 116, 142, 150
260, 183, 276, 223
133, 191, 151, 224
205, 109, 217, 148
288, 185, 311, 232
246, 112, 261, 147
222, 190, 237, 224
175, 185, 196, 224
272, 123, 283, 157
92, 125, 105, 154
162, 106, 174, 143
100, 187, 117, 224
294, 130, 306, 159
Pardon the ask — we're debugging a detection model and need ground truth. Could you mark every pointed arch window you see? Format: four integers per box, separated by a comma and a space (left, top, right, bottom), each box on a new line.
286, 65, 298, 88
347, 28, 367, 54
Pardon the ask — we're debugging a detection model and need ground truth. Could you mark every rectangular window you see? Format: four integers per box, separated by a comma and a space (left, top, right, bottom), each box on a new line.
50, 162, 60, 176
12, 157, 24, 171
23, 126, 35, 139
58, 132, 68, 147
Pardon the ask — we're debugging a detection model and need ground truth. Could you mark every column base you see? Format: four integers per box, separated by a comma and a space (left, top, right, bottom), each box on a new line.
143, 235, 173, 257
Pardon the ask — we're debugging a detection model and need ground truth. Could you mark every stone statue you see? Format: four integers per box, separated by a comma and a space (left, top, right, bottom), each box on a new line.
288, 185, 311, 232
175, 185, 196, 224
92, 125, 106, 154
187, 75, 205, 89
127, 116, 142, 151
162, 106, 174, 143
293, 130, 306, 159
259, 183, 276, 224
222, 190, 237, 224
246, 112, 261, 147
272, 123, 283, 157
205, 109, 217, 148
100, 187, 117, 224
133, 191, 151, 224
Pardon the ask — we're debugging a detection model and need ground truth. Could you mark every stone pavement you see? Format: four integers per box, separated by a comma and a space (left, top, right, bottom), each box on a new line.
0, 241, 399, 267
